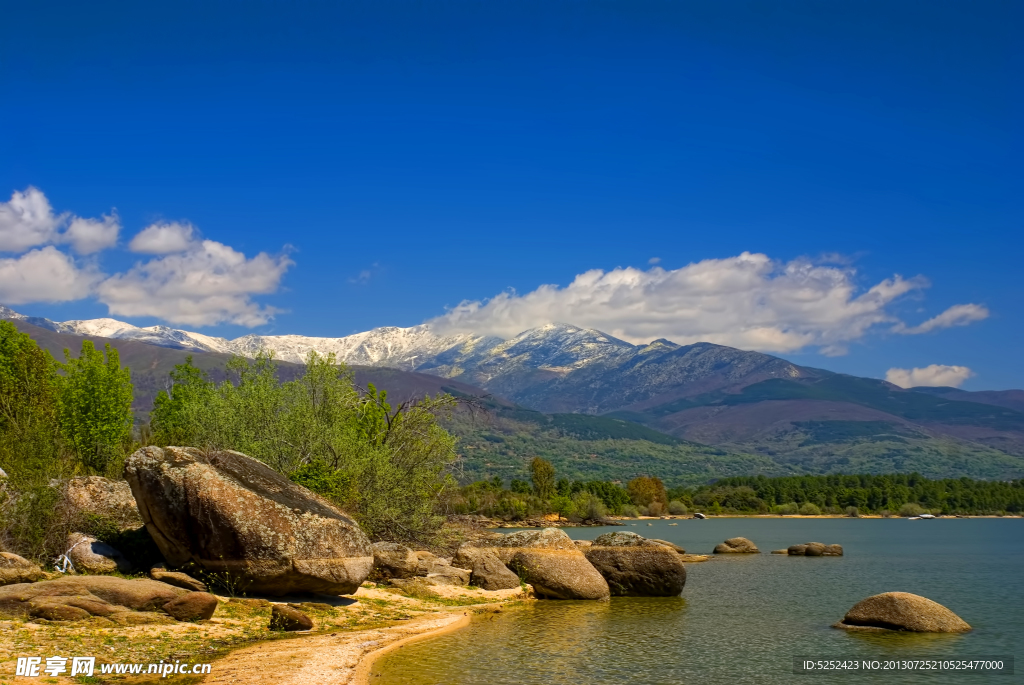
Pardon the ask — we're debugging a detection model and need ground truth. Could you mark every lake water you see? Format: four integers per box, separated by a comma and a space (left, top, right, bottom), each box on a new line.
373, 518, 1022, 683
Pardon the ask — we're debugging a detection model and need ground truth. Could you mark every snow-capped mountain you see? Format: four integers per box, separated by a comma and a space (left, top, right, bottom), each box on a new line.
0, 305, 814, 413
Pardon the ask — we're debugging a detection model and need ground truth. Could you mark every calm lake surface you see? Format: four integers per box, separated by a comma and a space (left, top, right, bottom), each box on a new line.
373, 518, 1022, 684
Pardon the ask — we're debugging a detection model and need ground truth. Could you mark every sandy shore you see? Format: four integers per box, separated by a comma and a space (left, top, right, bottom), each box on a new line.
203, 586, 524, 685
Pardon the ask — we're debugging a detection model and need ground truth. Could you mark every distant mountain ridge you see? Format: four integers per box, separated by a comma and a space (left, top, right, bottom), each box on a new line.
4, 305, 1024, 480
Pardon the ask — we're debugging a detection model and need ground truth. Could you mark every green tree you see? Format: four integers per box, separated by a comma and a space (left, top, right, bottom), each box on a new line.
530, 457, 556, 500
627, 476, 667, 508
57, 341, 133, 476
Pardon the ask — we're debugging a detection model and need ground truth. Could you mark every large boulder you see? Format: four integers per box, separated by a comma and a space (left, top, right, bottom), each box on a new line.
713, 537, 760, 554
454, 546, 519, 590
477, 528, 608, 600
834, 592, 971, 632
584, 532, 686, 597
64, 476, 143, 531
66, 533, 132, 574
0, 552, 44, 586
0, 576, 186, 625
162, 592, 218, 622
124, 446, 373, 596
372, 542, 420, 579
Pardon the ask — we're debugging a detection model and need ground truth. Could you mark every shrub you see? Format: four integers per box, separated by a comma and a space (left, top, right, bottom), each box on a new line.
899, 502, 925, 517
571, 492, 607, 521
845, 506, 860, 518
776, 502, 799, 516
647, 501, 666, 517
668, 500, 688, 515
798, 502, 821, 516
620, 504, 640, 518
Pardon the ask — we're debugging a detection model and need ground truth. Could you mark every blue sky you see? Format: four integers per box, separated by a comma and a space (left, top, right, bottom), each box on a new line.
0, 1, 1020, 389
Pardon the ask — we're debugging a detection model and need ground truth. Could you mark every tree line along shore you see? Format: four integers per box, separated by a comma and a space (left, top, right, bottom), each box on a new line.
1, 320, 1021, 566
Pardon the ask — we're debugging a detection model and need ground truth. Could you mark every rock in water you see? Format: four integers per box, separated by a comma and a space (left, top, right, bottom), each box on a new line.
64, 476, 143, 531
150, 564, 208, 592
788, 542, 843, 556
834, 592, 971, 632
371, 543, 420, 579
162, 592, 218, 621
713, 537, 760, 554
482, 528, 609, 600
124, 446, 373, 596
67, 533, 132, 574
270, 604, 313, 631
584, 532, 686, 597
0, 553, 44, 586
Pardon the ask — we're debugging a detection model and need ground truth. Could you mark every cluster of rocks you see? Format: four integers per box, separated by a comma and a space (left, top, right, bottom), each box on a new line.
371, 529, 690, 600
0, 446, 974, 636
772, 542, 844, 556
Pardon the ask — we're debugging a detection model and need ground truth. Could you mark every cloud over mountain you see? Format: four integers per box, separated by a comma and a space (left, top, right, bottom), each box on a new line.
0, 186, 292, 326
886, 364, 975, 388
431, 252, 981, 354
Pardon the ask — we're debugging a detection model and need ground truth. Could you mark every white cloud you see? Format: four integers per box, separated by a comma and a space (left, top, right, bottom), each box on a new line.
886, 364, 974, 388
96, 240, 293, 327
61, 213, 121, 254
0, 247, 100, 304
431, 252, 927, 354
648, 257, 661, 264
896, 303, 989, 334
0, 187, 62, 252
128, 222, 196, 254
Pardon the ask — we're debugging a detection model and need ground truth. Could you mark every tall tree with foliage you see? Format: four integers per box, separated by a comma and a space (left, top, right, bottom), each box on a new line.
530, 456, 556, 500
57, 341, 134, 476
151, 350, 461, 542
627, 476, 668, 508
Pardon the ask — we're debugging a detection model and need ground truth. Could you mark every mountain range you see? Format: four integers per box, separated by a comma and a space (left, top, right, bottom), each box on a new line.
4, 305, 1024, 482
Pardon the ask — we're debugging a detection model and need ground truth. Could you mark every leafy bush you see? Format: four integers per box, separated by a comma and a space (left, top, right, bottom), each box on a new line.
775, 502, 799, 515
570, 491, 607, 521
620, 504, 640, 518
899, 502, 925, 517
151, 351, 461, 542
668, 500, 688, 515
845, 506, 860, 517
647, 501, 666, 516
798, 502, 821, 516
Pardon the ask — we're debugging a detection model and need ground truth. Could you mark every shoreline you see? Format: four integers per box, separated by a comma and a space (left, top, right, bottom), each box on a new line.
201, 587, 524, 685
350, 611, 471, 685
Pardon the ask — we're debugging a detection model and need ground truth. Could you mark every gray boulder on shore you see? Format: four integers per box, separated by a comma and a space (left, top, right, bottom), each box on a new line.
124, 446, 373, 596
66, 533, 132, 574
584, 532, 687, 597
0, 552, 44, 586
479, 528, 610, 600
0, 576, 189, 625
371, 542, 420, 580
454, 545, 520, 590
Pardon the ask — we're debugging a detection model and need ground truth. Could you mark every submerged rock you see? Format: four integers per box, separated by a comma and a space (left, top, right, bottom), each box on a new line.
834, 592, 971, 633
0, 553, 44, 586
584, 532, 686, 597
124, 446, 373, 596
713, 537, 760, 554
788, 542, 843, 556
